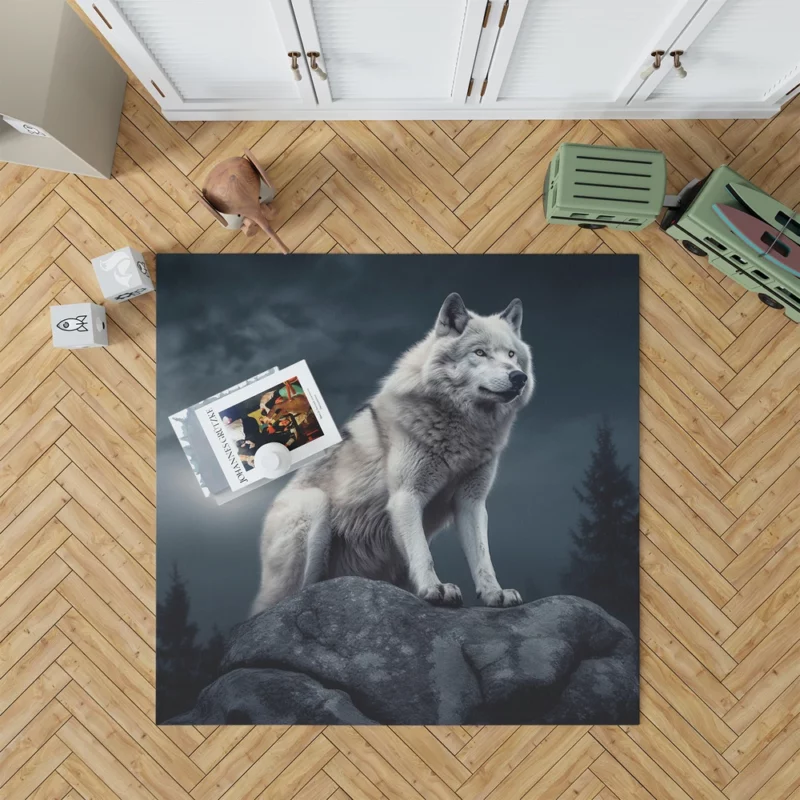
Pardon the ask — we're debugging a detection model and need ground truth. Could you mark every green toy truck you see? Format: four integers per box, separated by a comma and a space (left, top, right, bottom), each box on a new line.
660, 165, 800, 323
543, 142, 800, 322
544, 143, 667, 231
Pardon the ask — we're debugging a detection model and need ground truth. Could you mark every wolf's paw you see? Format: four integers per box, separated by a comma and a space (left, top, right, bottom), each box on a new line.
418, 582, 463, 607
480, 588, 523, 608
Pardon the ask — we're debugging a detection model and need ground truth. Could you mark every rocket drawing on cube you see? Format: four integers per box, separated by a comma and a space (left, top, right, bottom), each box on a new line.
50, 303, 108, 349
92, 246, 154, 302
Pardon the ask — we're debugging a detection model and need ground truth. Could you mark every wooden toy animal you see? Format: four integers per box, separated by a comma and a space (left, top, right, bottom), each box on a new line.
197, 149, 289, 254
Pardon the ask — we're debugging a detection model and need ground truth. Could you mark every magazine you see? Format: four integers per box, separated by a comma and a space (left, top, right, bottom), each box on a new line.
194, 360, 341, 491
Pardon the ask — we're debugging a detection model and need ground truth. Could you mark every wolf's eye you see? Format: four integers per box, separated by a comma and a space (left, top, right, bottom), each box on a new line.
474, 349, 486, 357
508, 350, 515, 358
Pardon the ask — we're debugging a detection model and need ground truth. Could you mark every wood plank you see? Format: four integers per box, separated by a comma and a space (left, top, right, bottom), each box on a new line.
0, 372, 70, 463
190, 727, 286, 800
116, 115, 200, 211
77, 173, 184, 254
640, 283, 736, 391
641, 500, 736, 608
55, 175, 147, 254
57, 681, 193, 799
55, 391, 154, 504
188, 121, 238, 157
640, 356, 734, 463
365, 120, 469, 209
330, 122, 468, 246
0, 228, 68, 315
454, 122, 506, 156
56, 753, 121, 800
56, 571, 153, 683
57, 647, 204, 790
0, 170, 65, 244
56, 718, 158, 800
640, 425, 736, 533
641, 606, 737, 717
0, 264, 69, 351
0, 732, 70, 800
0, 163, 36, 206
0, 556, 70, 644
722, 459, 800, 552
400, 121, 469, 174
724, 676, 800, 772
122, 84, 202, 175
111, 148, 203, 248
638, 679, 736, 789
722, 348, 800, 443
436, 120, 470, 138
724, 529, 800, 624
642, 573, 737, 684
55, 426, 154, 536
455, 120, 576, 229
640, 320, 735, 426
641, 536, 736, 644
57, 498, 154, 611
0, 446, 69, 534
454, 122, 540, 192
322, 172, 417, 255
638, 644, 736, 751
724, 552, 800, 660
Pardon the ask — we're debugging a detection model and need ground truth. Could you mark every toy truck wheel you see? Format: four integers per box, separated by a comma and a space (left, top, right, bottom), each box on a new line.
578, 223, 606, 230
758, 293, 784, 310
682, 240, 707, 257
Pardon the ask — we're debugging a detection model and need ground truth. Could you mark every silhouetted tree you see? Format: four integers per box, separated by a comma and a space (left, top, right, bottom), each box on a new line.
199, 627, 227, 683
563, 421, 638, 632
157, 564, 226, 721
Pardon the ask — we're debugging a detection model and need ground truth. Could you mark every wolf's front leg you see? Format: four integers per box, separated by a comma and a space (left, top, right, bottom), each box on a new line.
455, 467, 522, 608
387, 490, 462, 607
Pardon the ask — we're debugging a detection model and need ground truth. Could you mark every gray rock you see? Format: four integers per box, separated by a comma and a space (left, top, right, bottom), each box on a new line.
170, 577, 638, 725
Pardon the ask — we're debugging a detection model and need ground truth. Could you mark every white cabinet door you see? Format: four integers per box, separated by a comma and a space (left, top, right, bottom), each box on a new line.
481, 0, 707, 109
635, 0, 800, 108
76, 0, 317, 111
289, 0, 486, 108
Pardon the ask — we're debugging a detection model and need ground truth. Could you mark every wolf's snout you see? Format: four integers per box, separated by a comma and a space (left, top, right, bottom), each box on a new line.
509, 371, 528, 389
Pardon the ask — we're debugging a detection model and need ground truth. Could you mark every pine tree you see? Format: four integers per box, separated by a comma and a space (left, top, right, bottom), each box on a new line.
156, 564, 230, 721
200, 627, 227, 682
563, 420, 638, 631
157, 563, 202, 721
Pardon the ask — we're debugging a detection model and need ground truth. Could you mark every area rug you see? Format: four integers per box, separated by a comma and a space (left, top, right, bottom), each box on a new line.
156, 254, 640, 725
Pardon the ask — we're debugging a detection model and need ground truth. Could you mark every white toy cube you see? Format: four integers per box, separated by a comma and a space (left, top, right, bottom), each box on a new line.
51, 303, 108, 349
91, 246, 154, 302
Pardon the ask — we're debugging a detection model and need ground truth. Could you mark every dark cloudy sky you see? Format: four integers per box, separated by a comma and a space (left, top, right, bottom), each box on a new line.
157, 254, 639, 640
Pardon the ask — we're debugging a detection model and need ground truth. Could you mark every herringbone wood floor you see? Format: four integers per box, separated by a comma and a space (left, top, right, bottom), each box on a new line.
3, 35, 800, 800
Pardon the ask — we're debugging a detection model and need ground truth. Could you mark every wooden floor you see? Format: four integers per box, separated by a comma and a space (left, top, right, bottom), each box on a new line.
2, 66, 800, 800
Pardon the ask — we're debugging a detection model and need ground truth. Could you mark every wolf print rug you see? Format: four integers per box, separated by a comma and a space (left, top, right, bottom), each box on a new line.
156, 254, 640, 725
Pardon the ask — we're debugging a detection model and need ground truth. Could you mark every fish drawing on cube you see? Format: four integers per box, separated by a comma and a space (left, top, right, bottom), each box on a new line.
92, 246, 154, 302
51, 303, 108, 349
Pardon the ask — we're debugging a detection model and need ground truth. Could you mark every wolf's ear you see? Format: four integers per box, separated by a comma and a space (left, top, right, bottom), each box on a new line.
499, 298, 523, 334
437, 293, 469, 336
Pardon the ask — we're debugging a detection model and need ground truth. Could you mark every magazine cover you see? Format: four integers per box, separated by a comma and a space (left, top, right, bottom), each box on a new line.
194, 360, 341, 491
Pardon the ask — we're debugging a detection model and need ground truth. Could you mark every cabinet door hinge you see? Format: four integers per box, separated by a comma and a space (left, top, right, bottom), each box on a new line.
467, 78, 474, 97
480, 78, 488, 97
482, 0, 492, 27
499, 0, 509, 27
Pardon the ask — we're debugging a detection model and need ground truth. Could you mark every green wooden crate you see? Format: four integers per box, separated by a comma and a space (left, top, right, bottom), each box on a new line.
544, 143, 667, 231
661, 164, 800, 323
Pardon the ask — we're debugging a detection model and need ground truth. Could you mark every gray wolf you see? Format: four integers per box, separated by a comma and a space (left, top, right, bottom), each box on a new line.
251, 292, 535, 615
